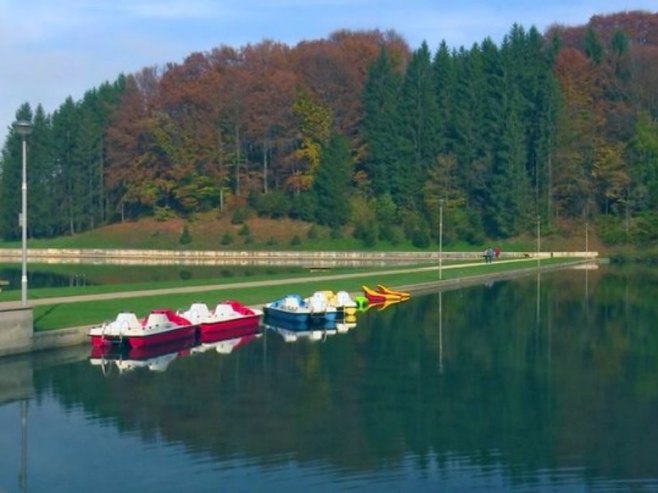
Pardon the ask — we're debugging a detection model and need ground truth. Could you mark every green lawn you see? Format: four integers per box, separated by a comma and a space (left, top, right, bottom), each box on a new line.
25, 257, 577, 332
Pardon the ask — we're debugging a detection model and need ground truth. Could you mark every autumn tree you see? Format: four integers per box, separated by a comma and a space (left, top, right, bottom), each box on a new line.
288, 89, 332, 194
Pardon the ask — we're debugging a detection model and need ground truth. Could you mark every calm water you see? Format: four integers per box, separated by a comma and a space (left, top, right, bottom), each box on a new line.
1, 265, 658, 492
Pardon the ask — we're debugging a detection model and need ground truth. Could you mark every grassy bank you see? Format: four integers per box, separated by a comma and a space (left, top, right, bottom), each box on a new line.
0, 213, 594, 253
26, 257, 578, 332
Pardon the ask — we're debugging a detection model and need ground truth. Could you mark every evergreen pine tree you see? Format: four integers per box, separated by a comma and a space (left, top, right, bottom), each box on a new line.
0, 104, 32, 240
312, 134, 352, 228
362, 47, 402, 197
393, 41, 439, 210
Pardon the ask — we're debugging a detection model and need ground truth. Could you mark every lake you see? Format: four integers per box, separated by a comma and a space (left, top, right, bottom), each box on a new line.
1, 264, 657, 492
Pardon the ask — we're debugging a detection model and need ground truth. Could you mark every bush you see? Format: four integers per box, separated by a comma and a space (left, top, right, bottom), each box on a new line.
231, 207, 250, 225
410, 228, 431, 248
154, 206, 175, 222
379, 224, 404, 245
179, 225, 192, 245
307, 225, 319, 239
238, 224, 250, 236
628, 214, 658, 245
289, 193, 316, 222
266, 237, 277, 246
290, 235, 302, 246
253, 191, 291, 218
220, 232, 233, 245
353, 222, 377, 247
398, 208, 424, 238
374, 194, 397, 225
596, 215, 626, 245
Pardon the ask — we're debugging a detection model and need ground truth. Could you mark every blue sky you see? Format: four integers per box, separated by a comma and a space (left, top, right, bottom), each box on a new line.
1, 0, 656, 145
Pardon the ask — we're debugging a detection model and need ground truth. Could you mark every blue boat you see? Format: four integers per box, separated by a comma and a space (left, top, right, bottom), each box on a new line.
263, 316, 338, 343
263, 294, 337, 325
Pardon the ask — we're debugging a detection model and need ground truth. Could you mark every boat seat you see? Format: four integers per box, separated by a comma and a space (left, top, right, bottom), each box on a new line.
335, 291, 353, 306
214, 304, 234, 318
114, 312, 141, 330
186, 303, 210, 322
307, 294, 327, 312
145, 312, 170, 327
282, 296, 301, 310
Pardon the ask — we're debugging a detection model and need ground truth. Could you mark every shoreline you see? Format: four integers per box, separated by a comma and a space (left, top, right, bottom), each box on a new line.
3, 257, 594, 358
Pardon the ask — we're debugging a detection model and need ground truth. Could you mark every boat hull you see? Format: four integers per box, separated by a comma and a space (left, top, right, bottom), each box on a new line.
91, 325, 197, 349
198, 314, 261, 342
263, 306, 336, 325
125, 325, 197, 349
362, 285, 403, 303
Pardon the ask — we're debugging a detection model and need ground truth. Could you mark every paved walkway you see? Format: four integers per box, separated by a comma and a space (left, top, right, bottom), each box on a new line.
0, 258, 543, 309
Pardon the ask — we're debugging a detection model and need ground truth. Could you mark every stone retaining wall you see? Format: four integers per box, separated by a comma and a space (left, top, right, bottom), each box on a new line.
0, 307, 33, 357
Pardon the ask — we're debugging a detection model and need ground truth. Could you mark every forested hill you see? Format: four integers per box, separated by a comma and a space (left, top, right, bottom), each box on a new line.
1, 11, 658, 249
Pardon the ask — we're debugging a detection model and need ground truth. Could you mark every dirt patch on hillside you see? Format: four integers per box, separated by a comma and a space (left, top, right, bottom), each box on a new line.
97, 214, 320, 249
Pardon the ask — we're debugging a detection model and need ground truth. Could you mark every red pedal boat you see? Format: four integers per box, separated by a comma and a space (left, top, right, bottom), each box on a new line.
89, 309, 197, 349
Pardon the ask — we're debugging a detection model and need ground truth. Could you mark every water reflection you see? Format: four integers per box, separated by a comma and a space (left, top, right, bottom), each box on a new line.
264, 315, 358, 343
89, 329, 262, 375
3, 265, 658, 492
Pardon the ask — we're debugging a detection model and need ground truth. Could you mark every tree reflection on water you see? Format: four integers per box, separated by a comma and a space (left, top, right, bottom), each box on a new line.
4, 264, 658, 491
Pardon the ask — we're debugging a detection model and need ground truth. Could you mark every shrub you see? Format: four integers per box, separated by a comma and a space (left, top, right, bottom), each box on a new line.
330, 227, 342, 240
154, 206, 175, 222
220, 232, 233, 245
290, 235, 302, 246
179, 225, 192, 245
238, 224, 250, 236
231, 207, 249, 225
596, 215, 625, 245
627, 213, 658, 245
380, 224, 404, 245
289, 193, 316, 222
410, 228, 431, 248
253, 191, 291, 218
307, 225, 318, 239
374, 194, 397, 225
353, 222, 377, 247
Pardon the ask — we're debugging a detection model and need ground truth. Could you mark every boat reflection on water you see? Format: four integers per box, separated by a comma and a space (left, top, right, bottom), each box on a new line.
336, 314, 357, 333
89, 324, 262, 375
191, 332, 261, 355
264, 313, 357, 343
89, 335, 197, 375
359, 299, 402, 313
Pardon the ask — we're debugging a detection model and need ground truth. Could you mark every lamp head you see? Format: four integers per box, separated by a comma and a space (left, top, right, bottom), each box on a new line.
13, 120, 33, 137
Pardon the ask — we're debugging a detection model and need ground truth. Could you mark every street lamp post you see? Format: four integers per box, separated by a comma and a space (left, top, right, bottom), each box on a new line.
536, 214, 541, 266
14, 120, 32, 307
439, 199, 444, 281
